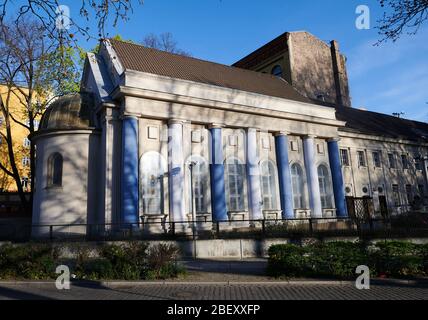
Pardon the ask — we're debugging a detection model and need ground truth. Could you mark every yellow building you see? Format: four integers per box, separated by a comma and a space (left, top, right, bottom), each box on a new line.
0, 85, 42, 192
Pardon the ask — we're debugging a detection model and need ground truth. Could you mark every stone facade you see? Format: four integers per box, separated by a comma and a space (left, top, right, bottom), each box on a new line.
233, 31, 352, 107
30, 33, 428, 237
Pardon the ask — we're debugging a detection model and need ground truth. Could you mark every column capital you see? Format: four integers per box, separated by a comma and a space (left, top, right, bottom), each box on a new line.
101, 102, 117, 108
208, 123, 224, 129
247, 127, 261, 132
304, 134, 317, 139
274, 131, 290, 137
327, 137, 341, 143
121, 113, 139, 120
168, 119, 186, 125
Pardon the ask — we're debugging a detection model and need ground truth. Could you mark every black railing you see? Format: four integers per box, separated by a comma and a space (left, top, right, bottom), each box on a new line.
1, 216, 428, 242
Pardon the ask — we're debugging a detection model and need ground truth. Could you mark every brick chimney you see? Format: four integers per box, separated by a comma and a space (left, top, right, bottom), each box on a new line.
330, 40, 351, 107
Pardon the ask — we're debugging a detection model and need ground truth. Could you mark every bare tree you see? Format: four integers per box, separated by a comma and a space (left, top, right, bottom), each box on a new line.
0, 18, 75, 209
377, 0, 428, 43
0, 0, 144, 42
142, 32, 191, 56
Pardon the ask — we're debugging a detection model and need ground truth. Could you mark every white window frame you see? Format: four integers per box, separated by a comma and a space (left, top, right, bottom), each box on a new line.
340, 149, 350, 166
388, 153, 396, 169
291, 163, 305, 209
372, 151, 382, 168
140, 152, 167, 215
225, 157, 246, 212
318, 164, 333, 209
357, 150, 366, 167
260, 160, 278, 211
187, 156, 208, 214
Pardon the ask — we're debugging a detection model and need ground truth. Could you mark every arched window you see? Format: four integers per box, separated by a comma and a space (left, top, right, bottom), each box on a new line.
318, 164, 333, 208
187, 157, 208, 214
47, 153, 63, 187
225, 158, 246, 212
291, 163, 305, 209
271, 65, 283, 77
140, 152, 166, 215
260, 160, 278, 210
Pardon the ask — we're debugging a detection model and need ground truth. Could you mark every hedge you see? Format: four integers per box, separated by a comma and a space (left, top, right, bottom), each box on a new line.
0, 242, 185, 280
268, 241, 428, 279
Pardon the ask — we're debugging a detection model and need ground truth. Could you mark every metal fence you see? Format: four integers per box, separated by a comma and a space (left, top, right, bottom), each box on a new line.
1, 216, 427, 242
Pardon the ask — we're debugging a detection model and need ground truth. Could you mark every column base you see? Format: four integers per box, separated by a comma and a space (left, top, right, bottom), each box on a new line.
140, 214, 167, 234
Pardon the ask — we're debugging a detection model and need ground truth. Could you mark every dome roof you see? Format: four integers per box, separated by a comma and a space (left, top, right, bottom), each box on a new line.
39, 92, 96, 131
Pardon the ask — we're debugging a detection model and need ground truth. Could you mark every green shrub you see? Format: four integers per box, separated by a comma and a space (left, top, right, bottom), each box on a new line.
307, 242, 368, 279
267, 244, 309, 277
370, 241, 424, 278
76, 259, 115, 280
0, 241, 183, 281
0, 243, 59, 280
100, 242, 149, 280
267, 240, 427, 279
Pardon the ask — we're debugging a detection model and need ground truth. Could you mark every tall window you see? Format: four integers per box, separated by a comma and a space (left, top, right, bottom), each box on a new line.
291, 163, 305, 209
388, 153, 396, 169
318, 165, 332, 208
405, 185, 413, 204
271, 65, 283, 77
23, 138, 31, 148
401, 154, 409, 169
414, 155, 422, 171
340, 149, 350, 166
22, 156, 30, 167
140, 152, 166, 215
188, 158, 208, 214
225, 158, 246, 212
418, 185, 425, 197
21, 177, 29, 191
372, 151, 381, 168
392, 184, 400, 206
357, 151, 366, 167
47, 153, 63, 187
260, 160, 278, 210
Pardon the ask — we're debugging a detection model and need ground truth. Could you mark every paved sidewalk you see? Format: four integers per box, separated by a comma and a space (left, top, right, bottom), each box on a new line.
0, 281, 426, 300
177, 259, 272, 282
0, 259, 426, 300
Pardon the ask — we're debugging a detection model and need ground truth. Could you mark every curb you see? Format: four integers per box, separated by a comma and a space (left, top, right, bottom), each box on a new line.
1, 278, 426, 287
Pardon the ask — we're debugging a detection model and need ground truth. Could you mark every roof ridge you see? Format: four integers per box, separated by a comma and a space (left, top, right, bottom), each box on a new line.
343, 106, 428, 126
108, 38, 286, 83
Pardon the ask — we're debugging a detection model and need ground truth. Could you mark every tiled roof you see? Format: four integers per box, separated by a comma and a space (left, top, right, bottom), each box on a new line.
109, 39, 311, 103
336, 107, 428, 142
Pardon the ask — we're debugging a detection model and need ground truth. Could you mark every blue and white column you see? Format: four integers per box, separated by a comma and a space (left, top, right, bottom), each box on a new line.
303, 135, 323, 218
275, 132, 294, 219
209, 124, 228, 222
168, 120, 186, 225
327, 138, 347, 217
246, 128, 263, 220
121, 115, 139, 225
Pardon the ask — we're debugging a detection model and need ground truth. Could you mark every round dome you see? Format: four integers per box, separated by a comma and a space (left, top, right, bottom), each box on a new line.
39, 92, 96, 131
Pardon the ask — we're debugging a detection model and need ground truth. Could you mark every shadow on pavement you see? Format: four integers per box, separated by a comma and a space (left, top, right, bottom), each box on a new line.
0, 286, 54, 300
181, 259, 268, 276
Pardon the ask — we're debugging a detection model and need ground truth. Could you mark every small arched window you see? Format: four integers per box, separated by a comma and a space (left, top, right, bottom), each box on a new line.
47, 153, 63, 187
260, 160, 278, 210
291, 163, 305, 209
271, 65, 283, 77
225, 158, 246, 212
318, 164, 333, 208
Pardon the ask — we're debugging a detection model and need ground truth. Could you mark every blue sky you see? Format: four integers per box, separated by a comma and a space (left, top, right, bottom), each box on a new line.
46, 1, 428, 122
